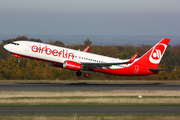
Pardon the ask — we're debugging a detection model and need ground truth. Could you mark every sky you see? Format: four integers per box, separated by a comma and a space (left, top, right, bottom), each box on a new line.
0, 0, 180, 36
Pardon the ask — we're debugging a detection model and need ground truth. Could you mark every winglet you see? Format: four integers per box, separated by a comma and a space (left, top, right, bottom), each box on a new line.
83, 46, 90, 52
127, 53, 139, 63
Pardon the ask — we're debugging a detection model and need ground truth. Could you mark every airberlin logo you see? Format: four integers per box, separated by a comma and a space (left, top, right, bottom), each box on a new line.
152, 49, 161, 59
31, 45, 74, 60
149, 43, 166, 64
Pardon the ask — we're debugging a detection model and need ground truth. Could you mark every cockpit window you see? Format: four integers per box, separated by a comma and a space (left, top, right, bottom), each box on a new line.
12, 43, 19, 45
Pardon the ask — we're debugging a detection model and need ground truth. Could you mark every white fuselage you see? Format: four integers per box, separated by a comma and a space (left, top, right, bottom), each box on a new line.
4, 41, 135, 69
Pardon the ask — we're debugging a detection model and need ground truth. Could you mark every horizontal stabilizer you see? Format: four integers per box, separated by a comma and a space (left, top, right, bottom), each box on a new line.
148, 68, 175, 72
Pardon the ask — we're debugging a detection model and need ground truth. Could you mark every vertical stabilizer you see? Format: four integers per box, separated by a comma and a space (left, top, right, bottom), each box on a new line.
135, 38, 170, 68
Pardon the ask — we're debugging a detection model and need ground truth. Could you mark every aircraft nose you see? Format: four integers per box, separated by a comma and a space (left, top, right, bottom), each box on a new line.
3, 44, 8, 50
3, 44, 11, 51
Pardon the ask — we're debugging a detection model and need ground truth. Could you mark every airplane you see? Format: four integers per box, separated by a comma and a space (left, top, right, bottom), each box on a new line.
3, 38, 171, 77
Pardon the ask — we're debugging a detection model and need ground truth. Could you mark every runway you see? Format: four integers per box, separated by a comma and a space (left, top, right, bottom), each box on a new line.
0, 83, 180, 115
0, 107, 180, 114
0, 83, 180, 91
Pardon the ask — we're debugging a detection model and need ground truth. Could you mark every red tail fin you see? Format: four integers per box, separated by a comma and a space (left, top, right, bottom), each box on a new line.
135, 38, 170, 68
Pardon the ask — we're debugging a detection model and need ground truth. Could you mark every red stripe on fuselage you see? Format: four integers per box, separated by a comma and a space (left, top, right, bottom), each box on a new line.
94, 64, 156, 76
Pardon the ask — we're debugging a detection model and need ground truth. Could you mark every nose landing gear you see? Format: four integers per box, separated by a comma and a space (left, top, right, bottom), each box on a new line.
12, 54, 21, 63
17, 58, 21, 63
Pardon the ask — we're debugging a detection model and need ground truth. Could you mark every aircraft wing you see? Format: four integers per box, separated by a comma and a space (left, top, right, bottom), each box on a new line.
81, 53, 139, 70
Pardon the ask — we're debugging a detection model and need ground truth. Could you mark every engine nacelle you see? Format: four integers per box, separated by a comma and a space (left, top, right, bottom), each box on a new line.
63, 60, 82, 71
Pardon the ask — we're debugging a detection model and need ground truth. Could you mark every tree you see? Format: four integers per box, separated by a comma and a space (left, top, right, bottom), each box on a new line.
29, 38, 42, 43
15, 36, 28, 41
48, 39, 65, 47
0, 36, 180, 80
169, 66, 180, 80
83, 39, 92, 46
54, 41, 65, 47
90, 45, 106, 56
2, 39, 14, 44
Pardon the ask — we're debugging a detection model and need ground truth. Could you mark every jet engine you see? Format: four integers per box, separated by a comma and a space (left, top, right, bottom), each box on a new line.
63, 60, 82, 71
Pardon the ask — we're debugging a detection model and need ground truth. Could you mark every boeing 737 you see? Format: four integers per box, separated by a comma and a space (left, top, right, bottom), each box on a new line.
4, 38, 170, 77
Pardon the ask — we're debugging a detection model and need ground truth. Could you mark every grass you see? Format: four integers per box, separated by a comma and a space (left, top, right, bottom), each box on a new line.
0, 90, 180, 106
1, 80, 180, 83
1, 90, 180, 98
0, 90, 180, 119
0, 114, 180, 120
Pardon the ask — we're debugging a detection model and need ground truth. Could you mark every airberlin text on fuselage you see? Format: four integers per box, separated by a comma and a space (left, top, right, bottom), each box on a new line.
31, 45, 74, 60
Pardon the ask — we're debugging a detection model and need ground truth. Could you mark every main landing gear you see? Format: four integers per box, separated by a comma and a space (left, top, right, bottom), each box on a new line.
76, 71, 90, 78
84, 72, 90, 78
76, 71, 82, 76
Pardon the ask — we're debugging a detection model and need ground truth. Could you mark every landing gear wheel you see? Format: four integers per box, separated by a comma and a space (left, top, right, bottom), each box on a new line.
17, 58, 20, 63
76, 71, 82, 76
84, 73, 90, 78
